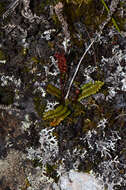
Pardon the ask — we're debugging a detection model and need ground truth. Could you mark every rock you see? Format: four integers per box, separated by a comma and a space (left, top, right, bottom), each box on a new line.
51, 170, 103, 190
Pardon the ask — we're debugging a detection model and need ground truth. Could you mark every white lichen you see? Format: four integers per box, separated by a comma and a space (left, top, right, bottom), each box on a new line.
21, 114, 32, 131
97, 118, 108, 129
26, 127, 59, 189
96, 156, 126, 190
101, 45, 126, 100
41, 29, 56, 41
44, 100, 59, 112
27, 127, 59, 164
33, 86, 46, 97
0, 74, 21, 88
44, 56, 59, 77
27, 165, 54, 190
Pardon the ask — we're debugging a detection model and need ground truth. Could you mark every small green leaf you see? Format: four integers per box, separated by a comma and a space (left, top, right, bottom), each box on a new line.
78, 81, 104, 101
43, 105, 64, 120
47, 84, 61, 99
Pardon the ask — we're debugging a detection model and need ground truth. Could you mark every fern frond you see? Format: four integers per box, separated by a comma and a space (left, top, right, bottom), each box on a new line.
50, 110, 71, 126
43, 104, 71, 126
78, 81, 104, 101
47, 84, 61, 99
81, 81, 93, 90
43, 105, 64, 120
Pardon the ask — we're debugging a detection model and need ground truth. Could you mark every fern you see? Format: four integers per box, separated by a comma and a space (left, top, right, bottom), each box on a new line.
47, 84, 61, 99
78, 81, 104, 101
43, 81, 104, 125
43, 105, 64, 120
50, 110, 71, 126
43, 104, 71, 126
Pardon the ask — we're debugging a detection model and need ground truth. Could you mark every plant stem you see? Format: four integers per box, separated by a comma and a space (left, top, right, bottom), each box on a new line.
65, 39, 95, 100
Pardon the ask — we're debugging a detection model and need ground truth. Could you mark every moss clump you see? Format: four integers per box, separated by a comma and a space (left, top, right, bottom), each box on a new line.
65, 0, 92, 6
32, 0, 55, 15
33, 96, 46, 118
114, 1, 126, 31
0, 2, 5, 17
0, 87, 14, 105
32, 158, 43, 168
46, 163, 59, 182
0, 49, 6, 60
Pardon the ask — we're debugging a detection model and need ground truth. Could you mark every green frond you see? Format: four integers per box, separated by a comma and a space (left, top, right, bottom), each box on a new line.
81, 81, 93, 90
47, 84, 61, 99
50, 109, 71, 126
43, 105, 64, 120
78, 81, 104, 101
43, 104, 71, 126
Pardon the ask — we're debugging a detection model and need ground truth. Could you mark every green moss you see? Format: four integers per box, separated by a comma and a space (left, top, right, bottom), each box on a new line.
31, 57, 39, 64
64, 0, 104, 27
0, 49, 6, 60
46, 163, 59, 182
34, 0, 56, 15
0, 87, 14, 105
0, 2, 5, 16
33, 96, 46, 118
72, 102, 85, 117
65, 0, 92, 4
62, 0, 107, 48
52, 130, 59, 140
32, 158, 43, 168
78, 159, 93, 172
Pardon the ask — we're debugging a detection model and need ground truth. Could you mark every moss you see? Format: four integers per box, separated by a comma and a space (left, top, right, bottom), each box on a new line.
78, 159, 93, 172
114, 11, 126, 31
21, 48, 28, 56
33, 96, 46, 118
65, 0, 92, 5
32, 158, 43, 168
33, 0, 56, 15
0, 49, 6, 60
31, 57, 39, 64
46, 163, 59, 182
64, 0, 106, 28
21, 178, 31, 190
0, 87, 14, 105
62, 0, 107, 48
78, 81, 104, 101
0, 2, 5, 17
72, 102, 85, 117
82, 118, 96, 133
